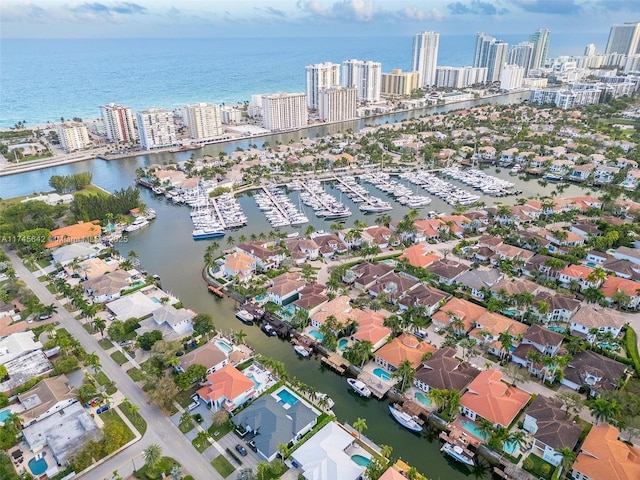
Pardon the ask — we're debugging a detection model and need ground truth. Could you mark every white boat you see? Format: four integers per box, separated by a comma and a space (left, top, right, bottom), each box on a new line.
286, 232, 300, 239
441, 443, 474, 466
235, 309, 254, 324
294, 345, 310, 357
509, 165, 522, 175
388, 405, 423, 433
262, 323, 277, 336
347, 378, 371, 398
124, 217, 150, 232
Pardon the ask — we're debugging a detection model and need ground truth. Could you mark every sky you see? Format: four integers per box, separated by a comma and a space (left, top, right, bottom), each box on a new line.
2, 0, 640, 39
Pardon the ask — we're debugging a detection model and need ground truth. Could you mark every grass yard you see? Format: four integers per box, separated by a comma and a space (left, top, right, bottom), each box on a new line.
192, 434, 211, 453
176, 386, 199, 408
98, 338, 113, 350
133, 457, 180, 480
127, 367, 145, 382
83, 324, 97, 334
179, 417, 195, 434
94, 370, 111, 386
522, 453, 554, 480
110, 350, 129, 365
211, 456, 235, 478
208, 421, 233, 440
100, 410, 135, 444
119, 402, 147, 435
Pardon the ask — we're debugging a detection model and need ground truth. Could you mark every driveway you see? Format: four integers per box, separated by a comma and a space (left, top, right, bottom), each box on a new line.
216, 430, 265, 478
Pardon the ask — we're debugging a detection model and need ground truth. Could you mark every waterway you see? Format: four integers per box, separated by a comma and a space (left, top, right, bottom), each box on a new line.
0, 91, 596, 479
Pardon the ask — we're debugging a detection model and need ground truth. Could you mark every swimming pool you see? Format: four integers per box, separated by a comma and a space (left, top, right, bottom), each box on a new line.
414, 392, 432, 407
276, 388, 299, 407
338, 338, 348, 350
28, 452, 48, 476
151, 296, 160, 303
0, 409, 12, 423
255, 294, 267, 302
586, 262, 596, 268
502, 309, 519, 318
373, 368, 392, 381
215, 341, 233, 354
460, 419, 489, 440
308, 329, 324, 341
351, 454, 372, 466
503, 441, 519, 455
247, 373, 261, 390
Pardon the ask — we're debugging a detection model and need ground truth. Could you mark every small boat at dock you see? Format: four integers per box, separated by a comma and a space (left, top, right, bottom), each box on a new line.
388, 405, 423, 433
262, 323, 277, 337
294, 345, 310, 357
441, 443, 475, 466
235, 309, 254, 324
347, 378, 371, 398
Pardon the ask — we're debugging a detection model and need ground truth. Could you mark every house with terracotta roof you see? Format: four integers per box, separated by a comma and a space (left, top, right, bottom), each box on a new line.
541, 229, 586, 247
399, 244, 440, 268
397, 284, 450, 316
491, 244, 536, 264
570, 306, 627, 342
379, 467, 407, 480
561, 350, 628, 397
523, 396, 582, 467
374, 333, 436, 372
410, 219, 444, 242
432, 298, 487, 334
222, 251, 256, 282
177, 342, 228, 375
311, 233, 348, 258
438, 215, 471, 238
426, 260, 469, 285
361, 225, 396, 249
368, 272, 418, 303
293, 284, 328, 316
601, 276, 640, 309
570, 423, 640, 480
532, 291, 581, 324
196, 364, 255, 411
352, 311, 392, 352
460, 369, 531, 427
267, 272, 306, 305
286, 238, 319, 262
558, 264, 599, 290
236, 242, 286, 270
46, 221, 102, 248
413, 347, 480, 393
569, 163, 596, 182
469, 311, 528, 356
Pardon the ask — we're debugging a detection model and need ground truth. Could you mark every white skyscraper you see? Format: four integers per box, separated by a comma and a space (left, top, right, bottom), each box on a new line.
184, 103, 222, 141
435, 66, 487, 88
474, 33, 496, 69
57, 122, 90, 153
305, 62, 340, 110
529, 28, 551, 70
100, 103, 137, 144
508, 42, 534, 76
500, 65, 525, 91
261, 93, 308, 132
488, 41, 509, 83
341, 59, 382, 103
411, 31, 439, 87
584, 43, 596, 56
318, 87, 357, 122
605, 22, 640, 56
136, 108, 177, 150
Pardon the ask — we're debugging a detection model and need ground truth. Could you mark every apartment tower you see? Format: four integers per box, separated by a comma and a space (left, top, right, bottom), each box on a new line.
529, 28, 551, 70
318, 87, 357, 122
57, 122, 90, 153
184, 103, 223, 141
305, 62, 340, 110
508, 42, 534, 76
341, 59, 382, 103
135, 108, 177, 150
411, 31, 440, 87
100, 103, 137, 144
381, 69, 420, 96
605, 22, 640, 56
474, 33, 508, 83
261, 93, 308, 132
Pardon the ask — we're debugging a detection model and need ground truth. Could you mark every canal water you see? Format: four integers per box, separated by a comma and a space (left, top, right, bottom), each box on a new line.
0, 92, 595, 479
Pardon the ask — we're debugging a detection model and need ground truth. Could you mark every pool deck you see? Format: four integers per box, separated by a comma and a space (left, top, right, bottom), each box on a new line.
357, 363, 396, 399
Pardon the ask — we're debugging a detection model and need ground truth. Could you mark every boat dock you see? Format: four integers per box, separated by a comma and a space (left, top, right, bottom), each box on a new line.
209, 197, 227, 229
261, 186, 290, 219
321, 352, 351, 374
356, 371, 395, 399
300, 181, 336, 212
333, 177, 370, 203
439, 431, 475, 459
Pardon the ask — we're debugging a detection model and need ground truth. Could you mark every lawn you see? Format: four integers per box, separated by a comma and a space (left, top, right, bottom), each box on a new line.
94, 370, 111, 386
119, 402, 147, 436
211, 456, 235, 478
192, 434, 211, 453
111, 350, 129, 365
522, 453, 554, 480
98, 338, 113, 350
208, 420, 233, 441
100, 410, 135, 444
133, 457, 180, 480
83, 324, 97, 334
127, 367, 145, 382
176, 385, 200, 408
179, 416, 195, 434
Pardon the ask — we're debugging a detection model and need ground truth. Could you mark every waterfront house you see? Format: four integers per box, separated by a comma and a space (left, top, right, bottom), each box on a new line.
374, 333, 436, 372
293, 284, 329, 316
347, 262, 394, 291
136, 304, 194, 339
410, 219, 444, 243
558, 264, 598, 290
399, 244, 440, 268
560, 350, 627, 397
569, 306, 627, 342
51, 242, 104, 266
548, 159, 574, 175
469, 311, 528, 356
267, 272, 306, 306
352, 311, 392, 352
177, 342, 228, 375
413, 347, 480, 393
593, 165, 620, 184
106, 291, 162, 321
286, 238, 320, 262
569, 163, 596, 182
361, 225, 395, 249
438, 215, 471, 238
432, 297, 487, 334
76, 256, 121, 281
45, 221, 102, 249
601, 276, 640, 309
222, 251, 257, 282
499, 148, 517, 164
426, 260, 469, 285
570, 424, 640, 480
460, 369, 531, 428
83, 270, 133, 303
291, 421, 365, 480
531, 291, 581, 324
17, 375, 77, 426
397, 284, 450, 316
541, 229, 585, 247
232, 391, 319, 462
368, 272, 418, 303
522, 396, 582, 467
236, 241, 286, 270
456, 268, 503, 300
612, 246, 640, 266
196, 364, 255, 411
311, 233, 348, 257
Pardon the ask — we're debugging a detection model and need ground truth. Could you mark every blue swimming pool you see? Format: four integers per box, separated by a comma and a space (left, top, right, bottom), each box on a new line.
276, 388, 299, 407
151, 296, 160, 303
460, 419, 489, 440
373, 368, 392, 381
503, 441, 519, 455
308, 329, 324, 341
414, 392, 432, 407
351, 454, 372, 466
338, 338, 349, 350
28, 452, 48, 476
216, 341, 233, 354
247, 373, 261, 390
255, 294, 267, 302
0, 409, 12, 423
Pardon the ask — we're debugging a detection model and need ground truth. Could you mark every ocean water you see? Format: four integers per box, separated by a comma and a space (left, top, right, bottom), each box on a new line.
1, 32, 607, 128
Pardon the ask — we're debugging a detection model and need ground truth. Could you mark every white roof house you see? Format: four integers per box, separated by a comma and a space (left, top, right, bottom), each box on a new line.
106, 291, 162, 321
51, 242, 105, 265
0, 331, 42, 366
291, 421, 365, 480
136, 305, 194, 339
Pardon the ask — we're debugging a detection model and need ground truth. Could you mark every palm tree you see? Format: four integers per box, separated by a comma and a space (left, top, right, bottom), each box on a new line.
353, 417, 368, 439
40, 303, 58, 317
393, 360, 415, 392
589, 397, 621, 425
143, 444, 162, 470
84, 352, 101, 371
226, 235, 236, 246
428, 388, 447, 411
477, 418, 495, 440
586, 266, 607, 286
498, 331, 513, 358
505, 431, 527, 453
557, 447, 577, 478
128, 250, 139, 266
93, 317, 107, 337
234, 329, 247, 345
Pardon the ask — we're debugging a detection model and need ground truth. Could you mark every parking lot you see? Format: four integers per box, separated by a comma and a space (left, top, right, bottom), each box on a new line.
216, 430, 265, 475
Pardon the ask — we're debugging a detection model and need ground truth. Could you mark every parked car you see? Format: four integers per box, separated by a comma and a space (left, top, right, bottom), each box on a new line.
187, 401, 200, 411
235, 444, 248, 456
96, 405, 110, 414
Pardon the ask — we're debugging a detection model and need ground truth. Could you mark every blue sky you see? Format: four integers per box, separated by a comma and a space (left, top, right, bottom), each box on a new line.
2, 0, 640, 38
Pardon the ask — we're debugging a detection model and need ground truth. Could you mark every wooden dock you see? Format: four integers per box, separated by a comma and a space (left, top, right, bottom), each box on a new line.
356, 371, 395, 399
439, 431, 475, 458
321, 352, 350, 374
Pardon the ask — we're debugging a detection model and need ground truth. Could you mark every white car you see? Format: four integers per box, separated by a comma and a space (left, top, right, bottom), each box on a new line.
187, 401, 200, 411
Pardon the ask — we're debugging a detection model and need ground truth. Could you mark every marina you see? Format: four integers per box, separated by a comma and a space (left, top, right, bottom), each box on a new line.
361, 172, 432, 208
299, 180, 352, 219
333, 175, 394, 212
399, 170, 482, 206
254, 185, 309, 228
441, 167, 521, 197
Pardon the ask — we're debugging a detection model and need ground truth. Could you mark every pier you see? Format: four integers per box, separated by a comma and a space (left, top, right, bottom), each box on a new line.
320, 352, 350, 374
332, 176, 370, 203
208, 197, 227, 229
300, 181, 335, 212
260, 186, 290, 219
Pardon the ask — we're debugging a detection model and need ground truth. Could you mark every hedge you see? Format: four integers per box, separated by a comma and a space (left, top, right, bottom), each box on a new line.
225, 448, 243, 465
625, 327, 640, 376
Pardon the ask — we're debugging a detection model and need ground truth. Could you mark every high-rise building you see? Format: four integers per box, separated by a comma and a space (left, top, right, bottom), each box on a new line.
305, 62, 340, 110
381, 69, 421, 96
584, 43, 596, 56
488, 41, 509, 83
318, 87, 357, 122
220, 107, 242, 125
435, 66, 487, 88
341, 59, 382, 103
508, 42, 534, 76
605, 22, 640, 56
261, 93, 308, 132
411, 31, 439, 87
529, 28, 551, 70
474, 33, 496, 69
183, 103, 222, 140
57, 122, 90, 153
100, 103, 137, 144
500, 65, 525, 91
136, 108, 177, 150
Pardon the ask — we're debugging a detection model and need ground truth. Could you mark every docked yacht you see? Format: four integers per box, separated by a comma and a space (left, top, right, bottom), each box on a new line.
347, 378, 372, 398
441, 443, 474, 466
124, 217, 150, 232
235, 309, 254, 324
192, 228, 225, 240
294, 345, 310, 357
388, 405, 423, 433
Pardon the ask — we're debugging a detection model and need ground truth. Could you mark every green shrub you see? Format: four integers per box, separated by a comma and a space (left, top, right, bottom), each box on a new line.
625, 327, 640, 375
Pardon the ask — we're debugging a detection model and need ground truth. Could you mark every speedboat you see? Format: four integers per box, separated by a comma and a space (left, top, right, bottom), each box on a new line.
124, 217, 150, 232
262, 323, 277, 337
294, 345, 310, 357
192, 228, 225, 240
347, 378, 371, 398
236, 309, 254, 324
441, 443, 474, 466
388, 405, 423, 433
509, 165, 522, 175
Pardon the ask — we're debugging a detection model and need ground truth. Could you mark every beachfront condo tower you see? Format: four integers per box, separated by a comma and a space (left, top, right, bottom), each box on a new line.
318, 87, 357, 122
381, 69, 420, 97
135, 108, 177, 150
474, 33, 507, 83
605, 22, 640, 56
411, 31, 439, 87
57, 122, 90, 153
508, 42, 534, 76
341, 59, 382, 103
306, 62, 340, 110
261, 93, 308, 132
100, 103, 137, 144
184, 103, 223, 141
500, 65, 525, 91
529, 28, 550, 70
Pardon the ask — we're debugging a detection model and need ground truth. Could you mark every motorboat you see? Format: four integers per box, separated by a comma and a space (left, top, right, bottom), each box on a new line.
543, 172, 564, 182
441, 443, 474, 466
235, 309, 254, 324
294, 345, 310, 357
388, 405, 423, 433
286, 232, 300, 239
262, 323, 277, 337
347, 378, 371, 398
124, 217, 150, 232
509, 165, 522, 175
192, 228, 225, 240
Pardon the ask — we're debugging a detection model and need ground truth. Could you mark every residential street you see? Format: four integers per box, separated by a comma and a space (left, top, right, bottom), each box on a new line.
4, 248, 223, 480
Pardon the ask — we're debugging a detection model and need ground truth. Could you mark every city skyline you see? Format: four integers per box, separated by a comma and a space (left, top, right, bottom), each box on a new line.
2, 0, 640, 39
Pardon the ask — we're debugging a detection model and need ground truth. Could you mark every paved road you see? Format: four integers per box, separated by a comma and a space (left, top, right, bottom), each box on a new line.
5, 248, 222, 480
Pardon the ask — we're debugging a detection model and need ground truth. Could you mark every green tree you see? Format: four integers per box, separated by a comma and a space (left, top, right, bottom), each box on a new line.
192, 313, 216, 338
589, 397, 621, 424
393, 359, 415, 392
143, 443, 162, 470
353, 417, 368, 439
